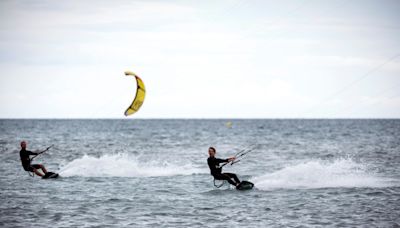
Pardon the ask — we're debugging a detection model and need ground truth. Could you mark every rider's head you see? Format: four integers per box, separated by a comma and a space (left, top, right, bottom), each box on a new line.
20, 141, 27, 149
208, 147, 216, 157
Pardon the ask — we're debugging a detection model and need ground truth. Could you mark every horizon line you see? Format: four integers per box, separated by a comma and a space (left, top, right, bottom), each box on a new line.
1, 117, 399, 120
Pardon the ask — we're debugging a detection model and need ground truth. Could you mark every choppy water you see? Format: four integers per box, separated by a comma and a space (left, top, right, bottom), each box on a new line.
0, 119, 399, 227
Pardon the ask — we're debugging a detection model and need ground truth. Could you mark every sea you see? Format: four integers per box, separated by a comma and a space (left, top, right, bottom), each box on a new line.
0, 119, 399, 227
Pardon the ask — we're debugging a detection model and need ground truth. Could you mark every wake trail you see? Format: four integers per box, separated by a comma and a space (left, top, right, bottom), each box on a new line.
251, 158, 399, 190
58, 153, 208, 177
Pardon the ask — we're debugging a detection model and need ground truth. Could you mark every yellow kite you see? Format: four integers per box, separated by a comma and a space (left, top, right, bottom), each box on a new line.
124, 71, 146, 116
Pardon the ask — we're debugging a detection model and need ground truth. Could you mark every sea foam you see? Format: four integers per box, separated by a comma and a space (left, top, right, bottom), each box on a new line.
252, 158, 397, 190
59, 153, 207, 177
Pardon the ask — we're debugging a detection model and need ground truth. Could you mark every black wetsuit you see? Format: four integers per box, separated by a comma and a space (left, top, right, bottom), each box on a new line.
207, 156, 240, 186
20, 149, 40, 172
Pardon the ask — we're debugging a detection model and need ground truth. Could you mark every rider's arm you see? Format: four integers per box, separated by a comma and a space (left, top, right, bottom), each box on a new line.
35, 146, 51, 154
215, 158, 229, 164
26, 150, 39, 156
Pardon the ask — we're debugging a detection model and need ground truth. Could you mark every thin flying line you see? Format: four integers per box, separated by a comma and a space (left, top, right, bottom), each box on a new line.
303, 53, 400, 116
345, 89, 400, 117
335, 80, 400, 116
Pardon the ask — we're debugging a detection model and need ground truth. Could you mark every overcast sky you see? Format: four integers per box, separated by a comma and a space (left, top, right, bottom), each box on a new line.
1, 0, 399, 118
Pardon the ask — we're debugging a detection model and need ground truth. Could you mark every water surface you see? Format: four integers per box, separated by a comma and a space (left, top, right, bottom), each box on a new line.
1, 119, 399, 227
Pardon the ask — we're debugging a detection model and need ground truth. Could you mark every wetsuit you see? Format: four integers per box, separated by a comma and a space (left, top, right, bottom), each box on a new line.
20, 149, 40, 172
207, 156, 240, 186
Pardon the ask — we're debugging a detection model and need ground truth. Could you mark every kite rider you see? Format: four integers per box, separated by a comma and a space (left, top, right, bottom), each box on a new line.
19, 141, 48, 177
207, 146, 241, 187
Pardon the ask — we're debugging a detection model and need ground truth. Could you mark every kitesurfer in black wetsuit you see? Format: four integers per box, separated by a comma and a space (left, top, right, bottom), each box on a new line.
19, 141, 48, 177
207, 147, 241, 187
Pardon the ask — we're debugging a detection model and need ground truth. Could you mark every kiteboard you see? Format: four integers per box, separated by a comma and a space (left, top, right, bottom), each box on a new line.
42, 172, 59, 179
236, 181, 254, 190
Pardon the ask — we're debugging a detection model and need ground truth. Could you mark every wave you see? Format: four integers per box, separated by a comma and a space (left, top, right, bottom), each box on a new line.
58, 153, 207, 177
252, 158, 398, 190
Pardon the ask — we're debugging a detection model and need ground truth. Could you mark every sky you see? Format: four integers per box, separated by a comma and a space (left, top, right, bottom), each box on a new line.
0, 0, 399, 118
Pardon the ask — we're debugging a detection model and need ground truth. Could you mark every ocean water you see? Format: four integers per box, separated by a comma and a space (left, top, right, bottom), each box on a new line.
0, 119, 399, 227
